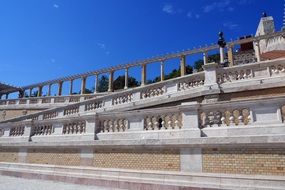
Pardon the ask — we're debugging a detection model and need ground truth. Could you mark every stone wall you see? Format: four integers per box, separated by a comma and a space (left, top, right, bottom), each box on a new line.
0, 109, 41, 122
26, 148, 81, 166
0, 148, 18, 163
203, 148, 285, 176
93, 149, 180, 171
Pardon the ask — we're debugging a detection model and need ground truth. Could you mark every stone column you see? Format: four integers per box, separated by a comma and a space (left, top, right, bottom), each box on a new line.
160, 61, 165, 81
81, 77, 86, 95
227, 45, 234, 67
69, 80, 73, 95
219, 47, 224, 64
141, 64, 146, 86
58, 81, 63, 96
94, 75, 99, 94
47, 84, 52, 96
203, 51, 208, 65
124, 68, 128, 89
108, 71, 114, 92
180, 55, 186, 76
255, 40, 261, 62
37, 86, 42, 97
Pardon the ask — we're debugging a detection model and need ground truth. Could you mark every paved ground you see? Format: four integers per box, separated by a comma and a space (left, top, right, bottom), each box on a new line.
0, 175, 125, 190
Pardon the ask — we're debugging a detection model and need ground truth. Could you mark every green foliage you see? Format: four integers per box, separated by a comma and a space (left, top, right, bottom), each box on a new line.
113, 75, 140, 90
97, 75, 109, 92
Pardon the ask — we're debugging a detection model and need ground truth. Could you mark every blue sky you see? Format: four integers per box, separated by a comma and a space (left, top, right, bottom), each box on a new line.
0, 0, 283, 94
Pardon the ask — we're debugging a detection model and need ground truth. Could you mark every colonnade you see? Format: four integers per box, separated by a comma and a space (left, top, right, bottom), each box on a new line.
0, 33, 267, 100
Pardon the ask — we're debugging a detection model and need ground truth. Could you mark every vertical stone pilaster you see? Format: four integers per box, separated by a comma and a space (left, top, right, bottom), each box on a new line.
160, 61, 164, 81
255, 40, 261, 62
80, 148, 94, 166
18, 147, 28, 163
219, 47, 224, 64
203, 51, 208, 65
141, 64, 146, 86
69, 80, 73, 95
58, 81, 63, 96
202, 62, 220, 92
180, 55, 186, 76
94, 74, 99, 94
180, 148, 202, 172
108, 71, 114, 92
37, 86, 42, 97
124, 68, 128, 89
81, 77, 86, 95
227, 46, 234, 67
48, 84, 52, 96
128, 116, 144, 131
181, 102, 200, 129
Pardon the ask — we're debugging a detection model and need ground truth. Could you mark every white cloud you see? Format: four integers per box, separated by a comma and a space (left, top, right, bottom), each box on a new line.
53, 4, 59, 8
203, 0, 231, 13
97, 43, 106, 50
162, 4, 174, 14
187, 11, 192, 18
223, 22, 239, 30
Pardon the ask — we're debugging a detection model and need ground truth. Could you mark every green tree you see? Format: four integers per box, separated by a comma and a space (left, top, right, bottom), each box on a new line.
113, 75, 140, 90
97, 75, 109, 92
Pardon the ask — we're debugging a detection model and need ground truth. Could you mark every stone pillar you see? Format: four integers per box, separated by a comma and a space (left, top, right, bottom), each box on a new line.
37, 86, 42, 97
180, 148, 202, 172
69, 80, 73, 95
180, 55, 186, 76
47, 84, 52, 96
202, 62, 220, 92
58, 81, 63, 96
18, 147, 28, 163
108, 71, 114, 92
81, 77, 86, 95
94, 75, 99, 94
255, 40, 261, 62
80, 148, 94, 166
124, 68, 128, 89
141, 64, 146, 86
219, 47, 224, 64
29, 88, 32, 97
160, 61, 164, 81
203, 51, 208, 65
227, 45, 234, 67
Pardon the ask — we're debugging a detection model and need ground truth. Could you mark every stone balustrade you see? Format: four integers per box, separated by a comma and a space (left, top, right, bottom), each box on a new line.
9, 126, 25, 136
141, 85, 166, 99
144, 113, 182, 130
62, 121, 86, 135
0, 94, 284, 142
43, 112, 58, 120
85, 100, 104, 111
178, 73, 205, 91
112, 93, 133, 105
101, 119, 128, 132
32, 124, 54, 136
64, 106, 79, 116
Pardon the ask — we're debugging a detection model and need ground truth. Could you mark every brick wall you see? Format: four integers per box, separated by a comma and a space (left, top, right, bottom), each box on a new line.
26, 148, 81, 166
0, 148, 18, 163
93, 149, 180, 171
203, 148, 285, 176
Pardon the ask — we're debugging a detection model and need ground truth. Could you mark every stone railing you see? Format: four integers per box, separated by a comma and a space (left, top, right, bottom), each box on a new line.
1, 58, 285, 129
0, 94, 285, 142
0, 94, 100, 107
9, 126, 25, 136
32, 124, 54, 136
43, 112, 58, 120
200, 108, 251, 128
64, 106, 79, 116
144, 113, 182, 130
112, 93, 133, 106
62, 121, 86, 135
178, 73, 205, 91
101, 119, 129, 133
